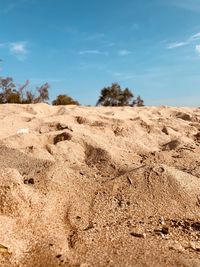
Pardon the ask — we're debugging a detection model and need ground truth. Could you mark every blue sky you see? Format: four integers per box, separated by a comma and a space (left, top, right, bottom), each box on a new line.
0, 0, 200, 106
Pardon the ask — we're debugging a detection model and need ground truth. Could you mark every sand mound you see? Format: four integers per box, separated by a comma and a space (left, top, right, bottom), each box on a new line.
0, 104, 200, 267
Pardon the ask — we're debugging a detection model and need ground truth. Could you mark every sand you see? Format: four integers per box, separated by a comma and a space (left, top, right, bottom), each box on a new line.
0, 103, 200, 267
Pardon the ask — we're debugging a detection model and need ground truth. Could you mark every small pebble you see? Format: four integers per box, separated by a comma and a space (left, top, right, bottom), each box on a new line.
161, 226, 169, 235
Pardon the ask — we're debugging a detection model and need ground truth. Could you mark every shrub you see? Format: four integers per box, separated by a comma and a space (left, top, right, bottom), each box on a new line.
52, 94, 79, 105
96, 82, 144, 107
132, 96, 145, 107
96, 83, 134, 106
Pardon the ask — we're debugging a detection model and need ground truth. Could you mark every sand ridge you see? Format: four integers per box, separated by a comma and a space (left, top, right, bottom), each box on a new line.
0, 104, 200, 266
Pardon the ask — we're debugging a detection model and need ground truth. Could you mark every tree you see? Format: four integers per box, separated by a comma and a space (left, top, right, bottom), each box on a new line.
96, 83, 134, 106
34, 82, 50, 103
52, 94, 79, 105
132, 96, 144, 107
0, 77, 21, 103
119, 88, 133, 106
18, 80, 30, 103
0, 77, 50, 104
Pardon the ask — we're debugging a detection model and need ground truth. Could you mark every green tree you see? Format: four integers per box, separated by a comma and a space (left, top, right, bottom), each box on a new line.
52, 94, 79, 105
96, 83, 134, 106
119, 88, 133, 106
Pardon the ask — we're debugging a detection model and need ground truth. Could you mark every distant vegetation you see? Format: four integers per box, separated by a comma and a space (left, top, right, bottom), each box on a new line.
52, 94, 79, 105
0, 76, 144, 106
96, 83, 144, 107
132, 96, 144, 107
0, 77, 50, 104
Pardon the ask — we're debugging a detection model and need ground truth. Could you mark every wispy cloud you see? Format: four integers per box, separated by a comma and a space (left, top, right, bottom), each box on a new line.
79, 50, 108, 55
9, 42, 28, 61
118, 49, 131, 56
190, 32, 200, 41
0, 41, 29, 61
167, 32, 200, 49
195, 45, 200, 55
167, 42, 186, 49
10, 42, 27, 54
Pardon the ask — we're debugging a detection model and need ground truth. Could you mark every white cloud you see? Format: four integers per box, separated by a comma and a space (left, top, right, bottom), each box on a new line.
167, 32, 200, 49
9, 42, 28, 61
10, 42, 27, 54
190, 32, 200, 41
167, 42, 186, 49
195, 45, 200, 55
0, 41, 29, 61
79, 50, 108, 55
118, 49, 131, 56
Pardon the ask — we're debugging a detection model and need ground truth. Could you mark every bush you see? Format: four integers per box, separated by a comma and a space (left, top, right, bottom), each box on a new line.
52, 94, 79, 105
6, 92, 21, 103
96, 83, 134, 106
132, 96, 145, 107
96, 82, 144, 107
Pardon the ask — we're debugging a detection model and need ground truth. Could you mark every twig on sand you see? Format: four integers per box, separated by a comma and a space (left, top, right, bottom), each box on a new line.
127, 175, 132, 185
125, 164, 146, 175
109, 164, 146, 182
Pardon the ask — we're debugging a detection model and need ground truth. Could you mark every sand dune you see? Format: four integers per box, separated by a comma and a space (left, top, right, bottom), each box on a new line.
0, 104, 200, 266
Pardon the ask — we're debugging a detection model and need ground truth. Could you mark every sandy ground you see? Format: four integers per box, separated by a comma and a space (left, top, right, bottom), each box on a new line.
0, 103, 200, 267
